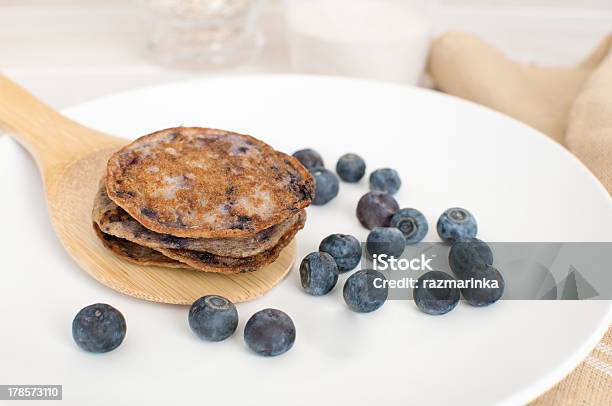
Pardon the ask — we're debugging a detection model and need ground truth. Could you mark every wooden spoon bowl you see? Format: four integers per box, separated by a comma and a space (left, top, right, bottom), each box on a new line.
0, 75, 296, 304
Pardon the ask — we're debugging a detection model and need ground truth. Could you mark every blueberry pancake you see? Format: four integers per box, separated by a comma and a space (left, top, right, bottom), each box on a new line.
156, 211, 305, 273
93, 224, 192, 269
93, 180, 304, 258
106, 127, 314, 238
95, 212, 304, 274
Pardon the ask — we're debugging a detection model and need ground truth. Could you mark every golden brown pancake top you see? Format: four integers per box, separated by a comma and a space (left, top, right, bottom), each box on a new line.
106, 127, 314, 238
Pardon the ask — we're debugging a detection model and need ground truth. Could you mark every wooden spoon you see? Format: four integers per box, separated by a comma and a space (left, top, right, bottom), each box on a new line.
0, 75, 296, 304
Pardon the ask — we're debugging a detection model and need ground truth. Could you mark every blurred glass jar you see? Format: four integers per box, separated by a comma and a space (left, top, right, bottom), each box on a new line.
283, 0, 435, 85
140, 0, 265, 68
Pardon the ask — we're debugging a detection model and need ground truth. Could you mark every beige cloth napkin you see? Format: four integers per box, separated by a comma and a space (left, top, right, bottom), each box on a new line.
428, 32, 612, 405
428, 32, 612, 194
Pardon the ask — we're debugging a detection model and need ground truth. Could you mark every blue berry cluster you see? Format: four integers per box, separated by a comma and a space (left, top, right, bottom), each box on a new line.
292, 148, 341, 206
187, 296, 295, 357
415, 238, 504, 315
73, 295, 296, 357
300, 232, 388, 313
293, 147, 504, 318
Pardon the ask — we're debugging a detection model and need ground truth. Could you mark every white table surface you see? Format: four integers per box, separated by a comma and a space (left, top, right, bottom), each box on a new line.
1, 0, 611, 109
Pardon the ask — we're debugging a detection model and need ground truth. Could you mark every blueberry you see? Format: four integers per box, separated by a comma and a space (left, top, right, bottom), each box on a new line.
436, 207, 478, 242
414, 271, 460, 315
336, 153, 366, 182
244, 309, 296, 356
188, 295, 238, 342
448, 238, 493, 278
369, 168, 401, 195
299, 252, 339, 296
356, 192, 399, 229
312, 168, 339, 205
319, 234, 362, 273
366, 227, 405, 258
72, 303, 126, 353
343, 270, 388, 313
292, 148, 324, 171
461, 264, 505, 307
390, 208, 428, 244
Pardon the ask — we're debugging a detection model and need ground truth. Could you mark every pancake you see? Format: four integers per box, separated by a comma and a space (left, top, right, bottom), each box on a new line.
93, 180, 303, 258
93, 224, 192, 269
94, 211, 305, 274
156, 211, 305, 273
106, 127, 314, 238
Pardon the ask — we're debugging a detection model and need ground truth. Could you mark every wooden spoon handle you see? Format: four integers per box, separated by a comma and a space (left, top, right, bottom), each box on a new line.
0, 74, 119, 174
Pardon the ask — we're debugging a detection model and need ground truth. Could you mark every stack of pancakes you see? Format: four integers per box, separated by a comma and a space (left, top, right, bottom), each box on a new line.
92, 127, 314, 273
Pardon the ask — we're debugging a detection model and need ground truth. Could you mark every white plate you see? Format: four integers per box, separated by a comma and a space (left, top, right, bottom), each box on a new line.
0, 75, 610, 406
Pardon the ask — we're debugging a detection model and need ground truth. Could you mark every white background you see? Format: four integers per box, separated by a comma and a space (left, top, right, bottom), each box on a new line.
0, 0, 611, 108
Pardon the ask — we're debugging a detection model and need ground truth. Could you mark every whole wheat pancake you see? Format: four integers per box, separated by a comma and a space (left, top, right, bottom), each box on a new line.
95, 212, 304, 274
93, 224, 192, 269
106, 127, 314, 238
93, 180, 303, 258
156, 211, 304, 273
